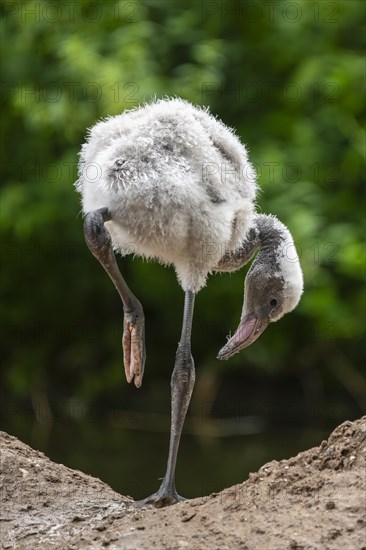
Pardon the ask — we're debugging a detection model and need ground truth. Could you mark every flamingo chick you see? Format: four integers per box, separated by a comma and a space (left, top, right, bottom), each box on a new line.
76, 98, 303, 508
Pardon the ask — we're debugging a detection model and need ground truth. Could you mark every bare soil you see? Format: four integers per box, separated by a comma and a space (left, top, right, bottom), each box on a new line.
1, 417, 365, 550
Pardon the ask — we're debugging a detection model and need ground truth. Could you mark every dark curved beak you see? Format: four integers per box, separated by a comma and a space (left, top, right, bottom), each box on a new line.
217, 312, 270, 360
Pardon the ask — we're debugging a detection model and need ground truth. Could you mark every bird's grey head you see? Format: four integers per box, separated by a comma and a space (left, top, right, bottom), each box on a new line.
218, 216, 303, 359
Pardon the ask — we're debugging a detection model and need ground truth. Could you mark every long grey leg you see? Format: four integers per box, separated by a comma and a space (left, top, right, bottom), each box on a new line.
84, 207, 145, 387
142, 290, 196, 508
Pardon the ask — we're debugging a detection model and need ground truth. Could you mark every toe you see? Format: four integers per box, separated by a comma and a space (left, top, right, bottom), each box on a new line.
122, 310, 146, 386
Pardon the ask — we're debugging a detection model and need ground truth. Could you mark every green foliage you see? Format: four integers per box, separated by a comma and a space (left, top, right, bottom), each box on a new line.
1, 0, 365, 413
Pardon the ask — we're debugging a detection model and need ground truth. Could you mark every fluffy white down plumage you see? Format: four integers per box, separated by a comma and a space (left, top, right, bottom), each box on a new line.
76, 98, 258, 292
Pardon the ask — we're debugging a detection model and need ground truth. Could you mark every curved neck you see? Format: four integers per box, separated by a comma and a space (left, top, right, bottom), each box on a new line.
253, 215, 303, 297
254, 214, 291, 269
216, 214, 289, 272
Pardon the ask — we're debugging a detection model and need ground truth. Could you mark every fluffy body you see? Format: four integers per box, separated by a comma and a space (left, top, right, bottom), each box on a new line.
76, 98, 257, 292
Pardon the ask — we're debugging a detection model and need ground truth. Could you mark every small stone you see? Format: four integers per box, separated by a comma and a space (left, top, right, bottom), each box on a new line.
181, 512, 196, 522
72, 516, 85, 522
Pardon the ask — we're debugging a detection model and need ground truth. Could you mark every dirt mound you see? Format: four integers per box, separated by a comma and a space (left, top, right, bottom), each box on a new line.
1, 417, 365, 549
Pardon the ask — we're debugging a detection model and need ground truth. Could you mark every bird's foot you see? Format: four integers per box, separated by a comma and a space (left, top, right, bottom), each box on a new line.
137, 486, 187, 509
123, 300, 146, 388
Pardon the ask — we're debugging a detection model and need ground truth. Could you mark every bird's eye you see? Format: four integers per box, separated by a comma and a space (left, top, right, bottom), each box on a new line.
270, 298, 277, 307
